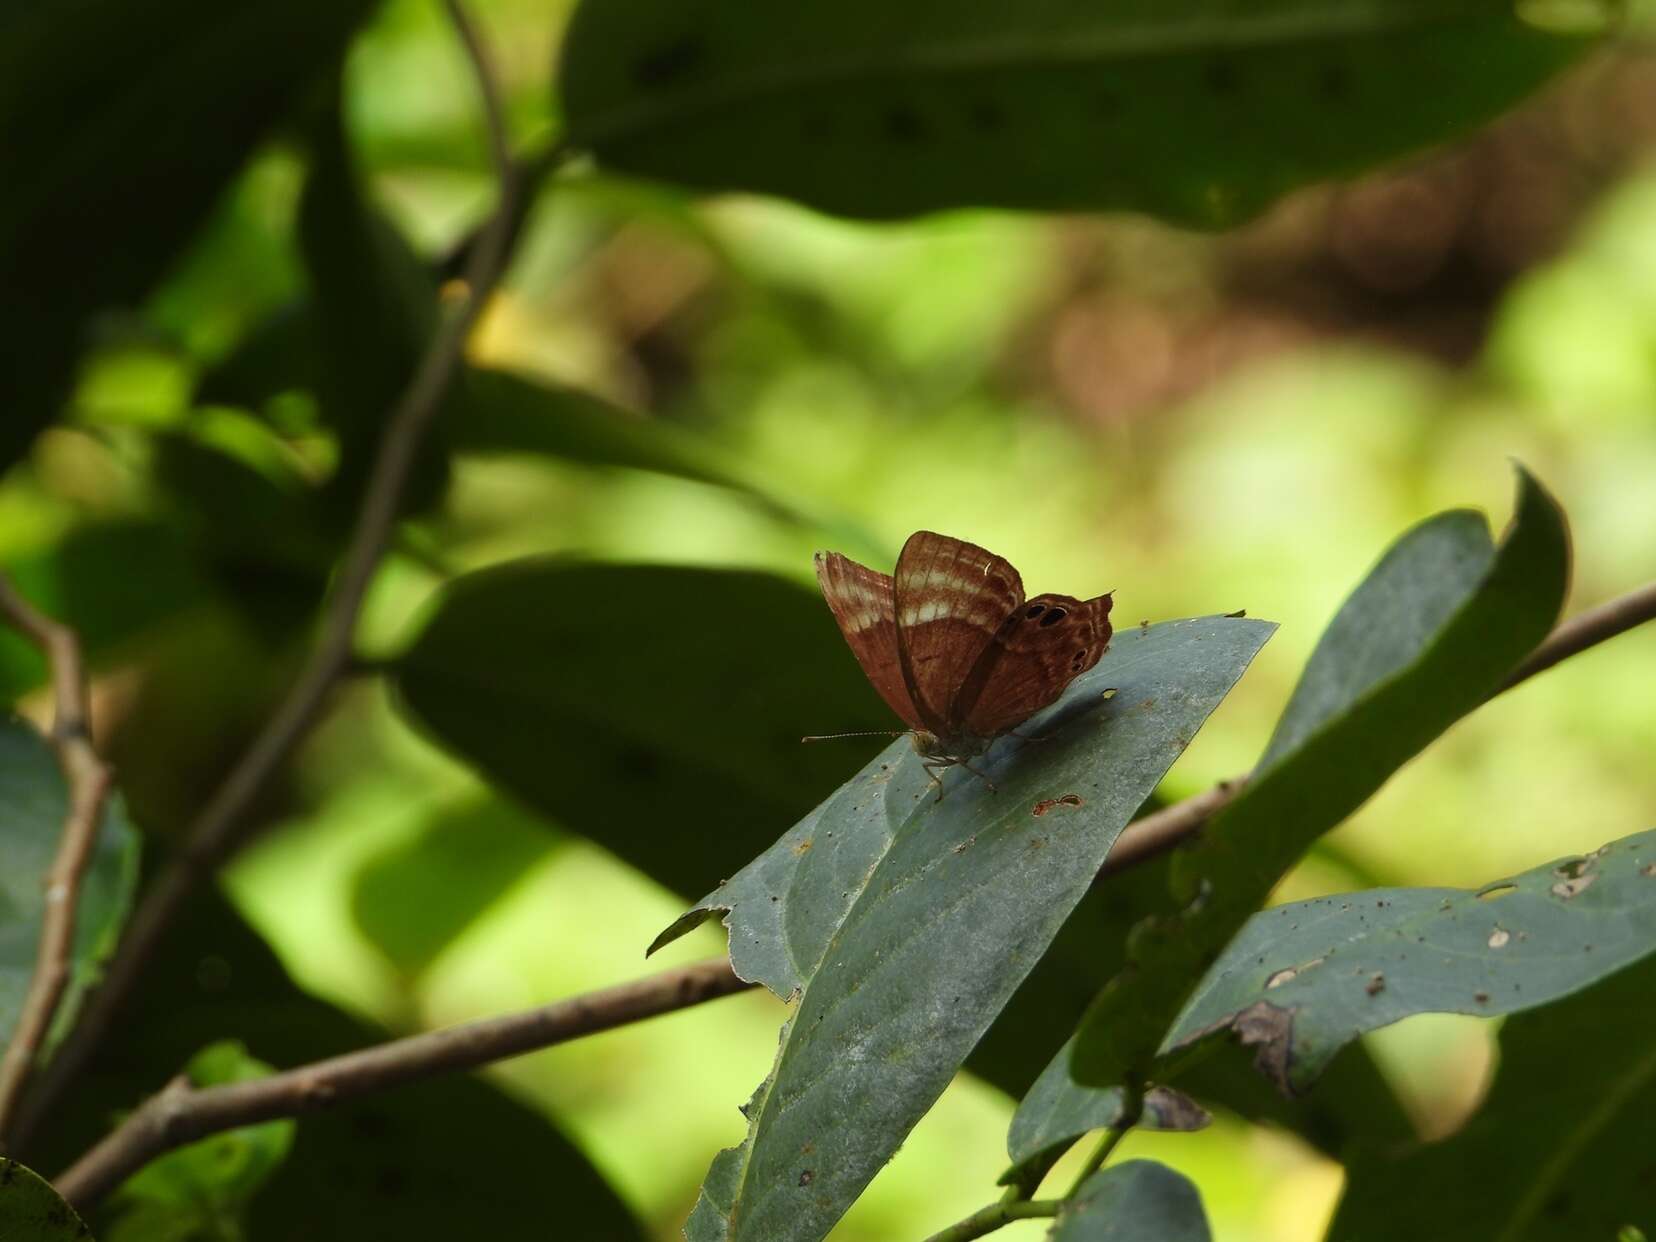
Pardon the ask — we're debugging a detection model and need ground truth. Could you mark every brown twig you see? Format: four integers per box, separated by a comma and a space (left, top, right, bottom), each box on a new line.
8, 0, 532, 1151
0, 578, 116, 1145
54, 958, 752, 1208
1104, 576, 1656, 872
1497, 580, 1656, 692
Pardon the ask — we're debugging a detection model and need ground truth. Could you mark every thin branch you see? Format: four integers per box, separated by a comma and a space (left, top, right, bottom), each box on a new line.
8, 0, 533, 1151
0, 578, 116, 1144
54, 958, 751, 1208
1104, 576, 1656, 872
1064, 1077, 1142, 1198
920, 1197, 1063, 1242
1497, 580, 1656, 693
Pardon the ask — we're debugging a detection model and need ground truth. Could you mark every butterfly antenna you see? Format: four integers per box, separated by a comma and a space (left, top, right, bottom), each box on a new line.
801, 730, 909, 743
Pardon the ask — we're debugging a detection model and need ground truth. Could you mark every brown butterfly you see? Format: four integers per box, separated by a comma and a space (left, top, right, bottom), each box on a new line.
815, 531, 1113, 787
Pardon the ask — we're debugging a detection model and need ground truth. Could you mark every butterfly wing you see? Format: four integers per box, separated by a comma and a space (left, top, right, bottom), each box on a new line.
814, 551, 928, 732
891, 531, 1025, 739
954, 591, 1113, 738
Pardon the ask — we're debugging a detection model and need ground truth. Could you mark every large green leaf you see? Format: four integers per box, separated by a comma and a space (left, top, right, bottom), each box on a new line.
0, 0, 380, 470
1330, 948, 1656, 1241
25, 892, 646, 1242
557, 0, 1601, 226
0, 1157, 89, 1241
392, 562, 895, 895
652, 615, 1273, 1242
1052, 1160, 1211, 1242
1071, 468, 1569, 1088
1163, 829, 1656, 1094
0, 715, 139, 1054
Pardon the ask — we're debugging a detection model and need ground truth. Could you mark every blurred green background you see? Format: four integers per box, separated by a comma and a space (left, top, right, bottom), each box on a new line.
8, 1, 1656, 1238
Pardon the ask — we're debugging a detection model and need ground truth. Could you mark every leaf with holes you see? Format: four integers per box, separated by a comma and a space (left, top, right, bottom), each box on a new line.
0, 714, 139, 1055
557, 0, 1604, 226
1053, 1160, 1212, 1242
1164, 829, 1656, 1095
650, 615, 1272, 1242
1070, 467, 1569, 1090
1330, 942, 1656, 1241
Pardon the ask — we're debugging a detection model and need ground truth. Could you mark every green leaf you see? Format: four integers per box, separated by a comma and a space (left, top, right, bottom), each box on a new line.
0, 1157, 90, 1241
557, 0, 1601, 226
455, 368, 841, 531
1004, 1070, 1210, 1185
0, 715, 139, 1055
657, 615, 1273, 1242
106, 1041, 294, 1241
1071, 467, 1569, 1088
1330, 948, 1656, 1241
351, 796, 561, 979
392, 563, 897, 894
0, 0, 380, 470
1053, 1160, 1212, 1242
992, 851, 1414, 1178
28, 894, 646, 1242
1164, 829, 1656, 1094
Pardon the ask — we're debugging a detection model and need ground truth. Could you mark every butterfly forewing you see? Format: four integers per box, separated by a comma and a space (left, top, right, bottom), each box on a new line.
814, 551, 928, 733
891, 531, 1025, 736
954, 591, 1114, 738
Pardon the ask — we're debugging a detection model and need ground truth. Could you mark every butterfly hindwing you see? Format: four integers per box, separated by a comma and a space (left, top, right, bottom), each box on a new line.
891, 531, 1025, 737
954, 591, 1113, 739
814, 551, 928, 733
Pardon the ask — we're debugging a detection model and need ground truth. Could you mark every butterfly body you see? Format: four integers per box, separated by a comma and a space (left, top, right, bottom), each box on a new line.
815, 531, 1113, 783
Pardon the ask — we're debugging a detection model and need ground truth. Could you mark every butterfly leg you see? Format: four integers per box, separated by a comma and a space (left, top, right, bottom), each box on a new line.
953, 758, 998, 794
922, 761, 949, 802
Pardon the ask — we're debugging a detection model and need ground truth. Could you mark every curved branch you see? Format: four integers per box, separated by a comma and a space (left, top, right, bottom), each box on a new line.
9, 0, 534, 1151
0, 578, 116, 1144
54, 958, 751, 1208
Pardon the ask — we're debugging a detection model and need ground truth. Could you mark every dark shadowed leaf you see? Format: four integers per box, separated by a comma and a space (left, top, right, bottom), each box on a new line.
1053, 1160, 1212, 1242
455, 367, 839, 531
351, 796, 562, 979
27, 893, 645, 1242
1331, 947, 1656, 1241
0, 0, 379, 470
0, 716, 139, 1054
652, 616, 1273, 1242
392, 563, 894, 896
1164, 829, 1656, 1093
1071, 468, 1569, 1088
297, 81, 449, 512
557, 0, 1601, 226
0, 522, 210, 701
0, 1157, 88, 1241
105, 1041, 293, 1241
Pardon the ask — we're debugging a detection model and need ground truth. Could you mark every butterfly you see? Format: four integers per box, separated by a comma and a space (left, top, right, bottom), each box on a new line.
815, 531, 1113, 788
